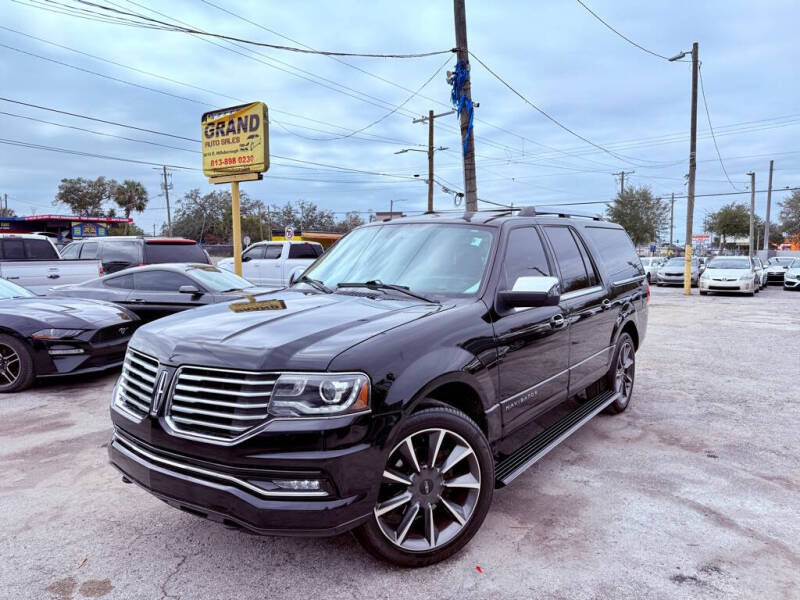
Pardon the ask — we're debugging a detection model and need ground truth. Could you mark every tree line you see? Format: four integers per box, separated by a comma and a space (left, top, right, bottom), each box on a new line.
607, 185, 800, 249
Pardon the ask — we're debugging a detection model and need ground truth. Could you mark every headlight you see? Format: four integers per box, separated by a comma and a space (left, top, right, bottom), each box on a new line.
268, 373, 370, 417
32, 328, 84, 340
739, 273, 752, 281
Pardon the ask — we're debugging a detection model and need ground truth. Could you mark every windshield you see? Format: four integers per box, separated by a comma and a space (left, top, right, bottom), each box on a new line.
302, 223, 494, 296
791, 259, 800, 269
665, 257, 697, 267
0, 278, 34, 299
187, 266, 254, 292
768, 257, 795, 266
707, 258, 750, 269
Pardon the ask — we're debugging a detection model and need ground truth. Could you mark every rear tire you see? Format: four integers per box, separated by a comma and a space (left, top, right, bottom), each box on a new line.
604, 333, 635, 415
699, 290, 708, 295
353, 406, 494, 568
0, 334, 35, 393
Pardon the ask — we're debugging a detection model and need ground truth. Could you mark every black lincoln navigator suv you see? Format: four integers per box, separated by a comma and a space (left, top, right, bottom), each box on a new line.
108, 209, 648, 567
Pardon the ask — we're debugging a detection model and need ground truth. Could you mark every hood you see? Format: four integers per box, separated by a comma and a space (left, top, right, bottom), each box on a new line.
0, 297, 136, 329
703, 268, 751, 279
130, 289, 450, 371
660, 264, 697, 273
766, 264, 788, 272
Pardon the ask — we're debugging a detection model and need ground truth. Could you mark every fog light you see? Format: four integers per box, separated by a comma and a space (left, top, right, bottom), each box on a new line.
273, 479, 322, 491
48, 348, 85, 356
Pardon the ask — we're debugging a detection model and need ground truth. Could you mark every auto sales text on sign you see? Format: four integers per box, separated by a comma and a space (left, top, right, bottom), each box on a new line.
201, 102, 270, 178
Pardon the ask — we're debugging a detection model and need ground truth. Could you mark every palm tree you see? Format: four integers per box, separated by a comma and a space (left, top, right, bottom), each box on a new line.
113, 180, 148, 234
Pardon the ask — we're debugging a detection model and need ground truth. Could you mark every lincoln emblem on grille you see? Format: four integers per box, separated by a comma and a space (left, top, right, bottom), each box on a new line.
150, 370, 169, 416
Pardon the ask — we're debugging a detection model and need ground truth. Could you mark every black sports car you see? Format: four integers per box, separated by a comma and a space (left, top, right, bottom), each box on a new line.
49, 263, 272, 323
0, 278, 139, 393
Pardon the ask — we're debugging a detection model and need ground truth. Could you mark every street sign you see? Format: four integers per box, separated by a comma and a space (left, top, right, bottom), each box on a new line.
202, 102, 269, 178
285, 226, 294, 240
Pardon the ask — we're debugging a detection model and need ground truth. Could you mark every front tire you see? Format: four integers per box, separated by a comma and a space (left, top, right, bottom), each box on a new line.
604, 333, 635, 414
0, 334, 35, 393
353, 406, 494, 568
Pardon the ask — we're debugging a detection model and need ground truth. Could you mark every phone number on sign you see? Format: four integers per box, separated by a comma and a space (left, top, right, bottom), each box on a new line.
210, 155, 255, 167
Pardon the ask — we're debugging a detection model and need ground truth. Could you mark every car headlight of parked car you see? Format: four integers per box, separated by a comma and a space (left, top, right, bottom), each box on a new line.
268, 372, 370, 417
31, 328, 85, 340
739, 273, 752, 281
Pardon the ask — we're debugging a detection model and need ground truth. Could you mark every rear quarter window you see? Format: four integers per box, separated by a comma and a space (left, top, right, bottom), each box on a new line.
288, 243, 322, 259
25, 239, 58, 259
144, 242, 208, 264
583, 226, 644, 282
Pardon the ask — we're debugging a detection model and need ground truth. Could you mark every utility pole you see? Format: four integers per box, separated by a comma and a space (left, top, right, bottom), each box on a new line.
161, 166, 172, 236
747, 171, 756, 258
670, 42, 699, 295
613, 171, 634, 196
764, 160, 774, 251
453, 0, 478, 211
669, 192, 675, 255
411, 109, 454, 213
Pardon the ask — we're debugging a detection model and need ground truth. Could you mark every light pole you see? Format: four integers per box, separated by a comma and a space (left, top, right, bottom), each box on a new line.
747, 171, 755, 258
394, 146, 448, 213
670, 42, 699, 295
389, 198, 408, 220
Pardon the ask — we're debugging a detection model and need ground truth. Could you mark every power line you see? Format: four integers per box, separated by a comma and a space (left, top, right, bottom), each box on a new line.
468, 50, 675, 167
573, 0, 685, 62
36, 0, 455, 58
697, 63, 740, 191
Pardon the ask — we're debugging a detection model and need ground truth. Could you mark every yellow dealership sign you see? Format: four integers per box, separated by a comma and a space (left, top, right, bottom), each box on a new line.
201, 102, 269, 178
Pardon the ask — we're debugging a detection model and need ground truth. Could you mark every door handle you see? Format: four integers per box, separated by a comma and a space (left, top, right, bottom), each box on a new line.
550, 314, 566, 328
47, 274, 60, 279
601, 299, 612, 310
130, 298, 146, 303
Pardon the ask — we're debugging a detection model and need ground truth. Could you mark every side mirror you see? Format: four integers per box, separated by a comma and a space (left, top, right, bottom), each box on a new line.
497, 276, 561, 310
179, 285, 203, 296
242, 255, 252, 262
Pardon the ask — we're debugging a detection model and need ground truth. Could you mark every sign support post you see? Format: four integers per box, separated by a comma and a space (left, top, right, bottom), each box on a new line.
231, 180, 242, 276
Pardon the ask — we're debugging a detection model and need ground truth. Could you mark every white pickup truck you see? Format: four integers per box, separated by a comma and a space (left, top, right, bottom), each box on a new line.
0, 234, 102, 294
218, 240, 324, 288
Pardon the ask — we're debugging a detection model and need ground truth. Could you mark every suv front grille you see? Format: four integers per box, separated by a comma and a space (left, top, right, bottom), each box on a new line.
166, 366, 277, 441
117, 350, 159, 417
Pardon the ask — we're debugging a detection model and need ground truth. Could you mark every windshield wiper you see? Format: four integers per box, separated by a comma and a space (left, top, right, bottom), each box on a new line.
337, 280, 439, 303
294, 275, 334, 294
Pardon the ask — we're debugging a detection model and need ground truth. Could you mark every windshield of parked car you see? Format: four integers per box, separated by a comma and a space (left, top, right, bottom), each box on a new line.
0, 278, 35, 299
301, 223, 494, 296
187, 266, 255, 292
664, 257, 697, 267
791, 259, 800, 269
768, 257, 795, 266
707, 258, 750, 269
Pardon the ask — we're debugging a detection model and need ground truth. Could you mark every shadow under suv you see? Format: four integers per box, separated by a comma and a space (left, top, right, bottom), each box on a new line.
108, 209, 648, 567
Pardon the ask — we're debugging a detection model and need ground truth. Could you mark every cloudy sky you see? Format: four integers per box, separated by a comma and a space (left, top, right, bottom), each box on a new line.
1, 0, 798, 240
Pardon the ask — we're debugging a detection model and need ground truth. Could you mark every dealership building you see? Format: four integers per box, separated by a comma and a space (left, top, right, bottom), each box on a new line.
0, 214, 133, 241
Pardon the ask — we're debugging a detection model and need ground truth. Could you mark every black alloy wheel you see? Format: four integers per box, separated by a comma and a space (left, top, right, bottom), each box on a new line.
353, 406, 493, 567
0, 334, 35, 393
604, 333, 635, 414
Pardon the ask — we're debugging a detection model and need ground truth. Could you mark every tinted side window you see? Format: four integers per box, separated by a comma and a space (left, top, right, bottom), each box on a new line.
544, 226, 590, 293
501, 227, 551, 289
243, 245, 265, 260
102, 241, 140, 264
80, 242, 98, 259
264, 245, 283, 259
583, 226, 644, 282
143, 243, 207, 264
1, 239, 25, 259
60, 243, 80, 259
289, 243, 320, 259
25, 239, 58, 259
104, 274, 134, 289
134, 270, 193, 291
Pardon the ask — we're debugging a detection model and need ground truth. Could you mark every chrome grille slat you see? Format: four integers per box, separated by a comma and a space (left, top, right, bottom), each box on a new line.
174, 383, 271, 398
166, 366, 277, 441
171, 416, 251, 432
170, 405, 269, 420
171, 393, 269, 409
115, 349, 159, 419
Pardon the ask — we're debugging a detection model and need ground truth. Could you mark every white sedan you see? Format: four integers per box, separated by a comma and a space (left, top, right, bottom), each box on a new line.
699, 256, 759, 296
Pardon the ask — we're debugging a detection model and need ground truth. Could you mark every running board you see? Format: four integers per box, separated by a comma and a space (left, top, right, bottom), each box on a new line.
495, 390, 619, 486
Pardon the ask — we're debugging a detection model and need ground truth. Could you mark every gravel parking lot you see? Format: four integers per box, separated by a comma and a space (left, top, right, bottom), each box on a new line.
2, 285, 799, 600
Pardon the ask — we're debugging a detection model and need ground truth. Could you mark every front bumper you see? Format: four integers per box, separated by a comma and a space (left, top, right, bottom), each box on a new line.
784, 275, 800, 289
32, 330, 135, 377
767, 271, 786, 283
657, 273, 697, 285
699, 278, 753, 293
108, 423, 382, 536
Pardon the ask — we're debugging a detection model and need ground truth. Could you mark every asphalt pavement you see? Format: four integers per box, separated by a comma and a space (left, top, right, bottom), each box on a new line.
2, 284, 799, 599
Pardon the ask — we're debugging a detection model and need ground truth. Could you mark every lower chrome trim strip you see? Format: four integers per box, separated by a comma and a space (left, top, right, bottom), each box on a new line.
112, 431, 328, 498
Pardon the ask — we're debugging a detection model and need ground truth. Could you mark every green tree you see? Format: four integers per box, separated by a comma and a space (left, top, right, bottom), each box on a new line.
0, 206, 16, 217
54, 177, 115, 216
704, 202, 750, 248
779, 189, 800, 242
113, 180, 149, 234
334, 211, 364, 233
605, 186, 669, 245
